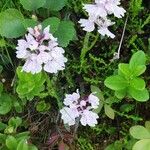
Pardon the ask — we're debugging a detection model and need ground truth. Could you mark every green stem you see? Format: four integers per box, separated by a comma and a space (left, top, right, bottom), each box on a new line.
80, 32, 99, 70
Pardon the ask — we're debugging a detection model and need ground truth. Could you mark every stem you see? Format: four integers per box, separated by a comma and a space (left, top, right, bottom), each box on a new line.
80, 32, 99, 70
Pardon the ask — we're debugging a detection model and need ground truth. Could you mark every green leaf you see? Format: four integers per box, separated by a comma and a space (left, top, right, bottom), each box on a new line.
20, 0, 46, 11
115, 89, 126, 99
8, 117, 22, 129
16, 67, 46, 100
0, 93, 12, 115
130, 78, 145, 90
90, 85, 104, 101
145, 121, 150, 132
43, 0, 67, 11
118, 63, 130, 77
54, 21, 76, 47
104, 75, 128, 91
133, 139, 150, 150
0, 122, 7, 131
0, 82, 3, 95
6, 136, 18, 150
17, 139, 28, 150
129, 51, 146, 70
128, 87, 149, 102
42, 17, 60, 34
91, 85, 104, 113
104, 104, 115, 119
0, 9, 25, 38
23, 19, 38, 29
130, 125, 150, 139
132, 65, 146, 77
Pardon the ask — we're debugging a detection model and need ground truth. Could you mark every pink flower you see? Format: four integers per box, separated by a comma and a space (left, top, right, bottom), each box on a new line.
60, 90, 100, 127
16, 25, 67, 74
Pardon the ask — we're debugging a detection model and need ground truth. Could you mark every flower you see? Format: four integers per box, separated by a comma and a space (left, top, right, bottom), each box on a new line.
79, 0, 126, 38
60, 90, 100, 127
16, 25, 67, 74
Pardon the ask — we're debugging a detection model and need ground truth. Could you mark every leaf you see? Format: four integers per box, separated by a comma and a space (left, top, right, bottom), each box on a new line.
132, 139, 150, 150
0, 122, 7, 131
118, 63, 131, 77
0, 93, 12, 115
132, 65, 146, 77
104, 75, 128, 91
129, 51, 146, 70
145, 121, 150, 132
42, 17, 60, 34
91, 85, 104, 101
43, 0, 67, 11
128, 87, 149, 102
130, 125, 150, 139
130, 78, 145, 90
115, 89, 126, 99
23, 19, 38, 29
17, 139, 28, 150
6, 136, 18, 150
0, 9, 25, 38
104, 104, 115, 119
54, 21, 76, 47
0, 82, 3, 95
8, 117, 22, 129
20, 0, 46, 11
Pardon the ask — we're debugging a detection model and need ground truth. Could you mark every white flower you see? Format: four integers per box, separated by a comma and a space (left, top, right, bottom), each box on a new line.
78, 19, 95, 32
97, 18, 115, 38
60, 90, 100, 127
16, 25, 67, 74
80, 110, 99, 127
88, 93, 99, 109
60, 107, 79, 126
63, 90, 80, 107
79, 0, 126, 38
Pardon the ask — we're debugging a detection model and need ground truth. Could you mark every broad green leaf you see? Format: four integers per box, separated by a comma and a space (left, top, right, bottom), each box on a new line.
0, 94, 12, 115
0, 133, 7, 143
104, 75, 128, 91
115, 89, 126, 99
90, 85, 104, 101
15, 132, 30, 141
42, 17, 60, 34
17, 139, 28, 150
0, 122, 7, 131
23, 19, 38, 29
0, 9, 25, 38
132, 139, 150, 150
120, 104, 134, 113
29, 145, 38, 150
132, 65, 146, 77
54, 21, 76, 47
91, 85, 104, 113
130, 78, 145, 90
8, 117, 22, 129
104, 104, 115, 119
145, 121, 150, 132
118, 63, 130, 77
16, 67, 45, 100
20, 0, 46, 11
6, 136, 18, 150
129, 51, 146, 70
0, 82, 3, 95
128, 87, 149, 102
43, 0, 67, 11
130, 125, 150, 139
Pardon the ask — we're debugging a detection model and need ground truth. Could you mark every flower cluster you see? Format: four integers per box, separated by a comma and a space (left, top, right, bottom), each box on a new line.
79, 0, 126, 38
60, 90, 100, 127
16, 25, 67, 74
